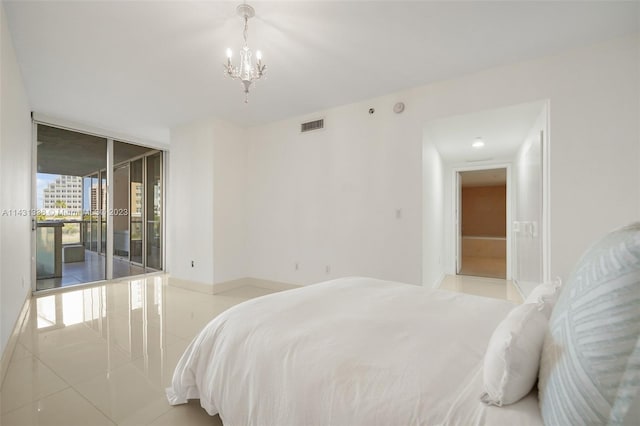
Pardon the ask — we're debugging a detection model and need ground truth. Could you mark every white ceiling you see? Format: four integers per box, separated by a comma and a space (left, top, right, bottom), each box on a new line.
461, 168, 507, 187
5, 1, 639, 144
425, 100, 546, 164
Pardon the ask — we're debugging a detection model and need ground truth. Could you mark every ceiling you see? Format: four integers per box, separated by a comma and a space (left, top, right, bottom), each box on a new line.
461, 169, 507, 187
37, 124, 155, 176
425, 100, 546, 164
5, 1, 639, 144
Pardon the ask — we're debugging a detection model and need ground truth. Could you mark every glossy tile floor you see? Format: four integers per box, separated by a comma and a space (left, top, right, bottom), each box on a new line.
439, 274, 523, 304
1, 274, 521, 425
459, 255, 507, 279
1, 276, 297, 426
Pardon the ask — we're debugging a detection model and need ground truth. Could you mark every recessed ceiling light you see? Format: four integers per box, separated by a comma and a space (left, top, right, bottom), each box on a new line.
472, 137, 485, 148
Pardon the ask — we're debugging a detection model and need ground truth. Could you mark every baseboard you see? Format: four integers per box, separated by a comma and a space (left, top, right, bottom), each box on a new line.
168, 277, 215, 295
211, 277, 300, 294
240, 277, 300, 292
1, 292, 31, 386
432, 272, 446, 289
212, 278, 250, 294
168, 276, 300, 295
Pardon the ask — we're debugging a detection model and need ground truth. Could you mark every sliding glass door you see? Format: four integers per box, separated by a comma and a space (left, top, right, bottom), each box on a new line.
34, 123, 165, 291
100, 170, 107, 254
111, 141, 163, 278
130, 159, 144, 265
35, 124, 107, 290
146, 152, 162, 270
113, 164, 130, 258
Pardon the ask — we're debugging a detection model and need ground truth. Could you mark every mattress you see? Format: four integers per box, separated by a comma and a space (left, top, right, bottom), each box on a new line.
167, 277, 544, 425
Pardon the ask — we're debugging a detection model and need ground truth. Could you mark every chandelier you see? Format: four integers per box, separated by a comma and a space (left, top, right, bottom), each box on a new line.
224, 4, 267, 103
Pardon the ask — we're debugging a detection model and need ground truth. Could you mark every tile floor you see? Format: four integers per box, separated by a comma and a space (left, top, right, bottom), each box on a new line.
1, 276, 266, 426
459, 255, 507, 279
439, 274, 523, 303
1, 274, 519, 425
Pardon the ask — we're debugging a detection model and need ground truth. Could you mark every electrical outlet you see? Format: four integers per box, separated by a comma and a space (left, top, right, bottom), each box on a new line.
295, 262, 299, 271
191, 260, 195, 268
395, 209, 402, 219
325, 265, 331, 274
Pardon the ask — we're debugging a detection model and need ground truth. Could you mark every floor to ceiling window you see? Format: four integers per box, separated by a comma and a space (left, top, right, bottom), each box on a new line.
146, 152, 163, 271
35, 123, 164, 291
112, 141, 163, 276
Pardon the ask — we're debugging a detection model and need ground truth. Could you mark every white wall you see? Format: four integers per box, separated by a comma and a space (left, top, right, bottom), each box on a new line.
243, 34, 639, 286
422, 139, 444, 287
168, 118, 246, 287
513, 106, 547, 295
245, 101, 423, 285
0, 2, 32, 355
169, 120, 215, 285
213, 120, 247, 284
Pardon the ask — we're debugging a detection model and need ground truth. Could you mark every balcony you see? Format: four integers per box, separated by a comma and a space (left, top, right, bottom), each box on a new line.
36, 219, 149, 290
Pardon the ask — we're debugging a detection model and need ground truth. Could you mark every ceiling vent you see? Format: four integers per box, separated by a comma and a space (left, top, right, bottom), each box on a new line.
300, 119, 324, 133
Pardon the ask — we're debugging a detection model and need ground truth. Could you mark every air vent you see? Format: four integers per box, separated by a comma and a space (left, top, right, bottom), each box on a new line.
300, 119, 324, 133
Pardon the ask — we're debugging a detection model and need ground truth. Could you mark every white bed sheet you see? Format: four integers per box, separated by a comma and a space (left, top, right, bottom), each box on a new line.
167, 277, 544, 426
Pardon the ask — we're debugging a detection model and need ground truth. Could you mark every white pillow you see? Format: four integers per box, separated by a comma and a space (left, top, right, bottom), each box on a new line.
481, 303, 548, 406
524, 277, 562, 318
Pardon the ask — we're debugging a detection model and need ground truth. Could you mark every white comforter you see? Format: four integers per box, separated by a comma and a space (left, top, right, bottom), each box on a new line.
167, 277, 544, 426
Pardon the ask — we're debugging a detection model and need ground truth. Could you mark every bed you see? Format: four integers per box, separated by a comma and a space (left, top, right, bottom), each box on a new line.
167, 222, 640, 425
166, 277, 542, 425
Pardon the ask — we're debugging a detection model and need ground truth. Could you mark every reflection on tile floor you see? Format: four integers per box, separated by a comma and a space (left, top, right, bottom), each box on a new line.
439, 274, 523, 304
1, 275, 288, 426
459, 256, 506, 279
2, 274, 521, 425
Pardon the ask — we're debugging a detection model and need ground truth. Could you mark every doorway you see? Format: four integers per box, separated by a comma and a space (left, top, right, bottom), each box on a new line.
423, 100, 550, 295
456, 168, 507, 279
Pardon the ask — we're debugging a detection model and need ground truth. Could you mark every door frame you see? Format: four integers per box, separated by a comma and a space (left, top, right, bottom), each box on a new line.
452, 164, 512, 280
455, 171, 462, 274
541, 104, 551, 283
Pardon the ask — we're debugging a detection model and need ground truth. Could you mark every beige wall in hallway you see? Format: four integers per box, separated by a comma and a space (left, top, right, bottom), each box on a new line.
461, 185, 506, 237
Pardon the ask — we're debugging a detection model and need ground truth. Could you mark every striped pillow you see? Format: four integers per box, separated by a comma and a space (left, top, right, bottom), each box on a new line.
538, 222, 640, 425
